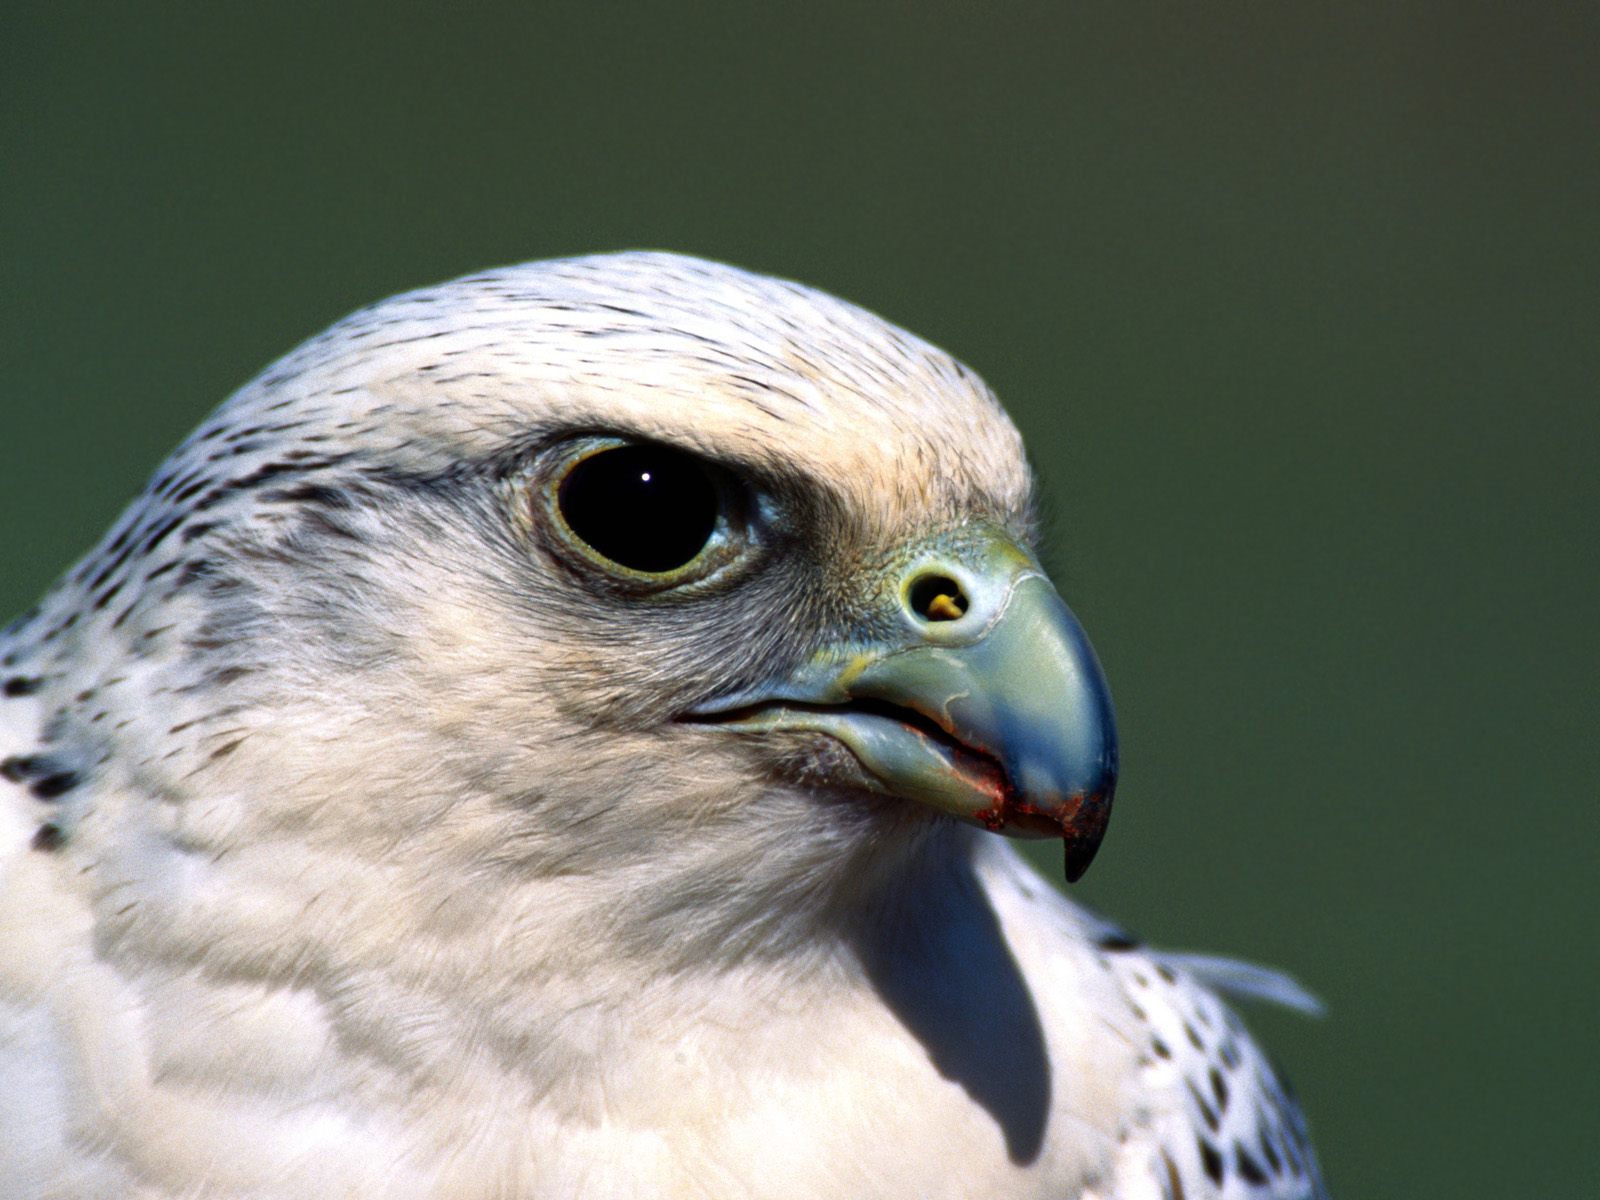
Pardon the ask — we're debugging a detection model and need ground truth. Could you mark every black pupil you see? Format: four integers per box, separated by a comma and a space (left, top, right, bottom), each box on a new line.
558, 445, 719, 573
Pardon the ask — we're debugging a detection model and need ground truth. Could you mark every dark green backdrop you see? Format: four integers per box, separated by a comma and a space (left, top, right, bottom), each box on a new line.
3, 5, 1595, 1194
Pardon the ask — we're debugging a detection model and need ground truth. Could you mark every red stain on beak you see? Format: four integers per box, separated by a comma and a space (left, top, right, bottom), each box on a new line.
975, 789, 1112, 883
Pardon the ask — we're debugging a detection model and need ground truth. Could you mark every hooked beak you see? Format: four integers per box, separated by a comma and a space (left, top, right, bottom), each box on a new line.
687, 527, 1118, 882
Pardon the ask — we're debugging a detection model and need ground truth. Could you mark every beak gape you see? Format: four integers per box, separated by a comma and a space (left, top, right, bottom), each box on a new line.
690, 527, 1118, 882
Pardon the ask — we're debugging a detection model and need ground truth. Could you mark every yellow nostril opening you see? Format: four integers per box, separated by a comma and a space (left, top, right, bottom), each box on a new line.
909, 573, 970, 623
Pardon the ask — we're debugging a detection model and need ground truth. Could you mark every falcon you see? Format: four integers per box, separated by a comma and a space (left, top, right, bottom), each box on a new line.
0, 253, 1325, 1198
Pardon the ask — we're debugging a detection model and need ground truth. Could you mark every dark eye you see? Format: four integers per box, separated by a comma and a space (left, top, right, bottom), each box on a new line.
556, 444, 720, 574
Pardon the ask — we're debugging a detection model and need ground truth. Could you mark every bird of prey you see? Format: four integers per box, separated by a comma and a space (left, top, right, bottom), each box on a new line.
0, 252, 1324, 1199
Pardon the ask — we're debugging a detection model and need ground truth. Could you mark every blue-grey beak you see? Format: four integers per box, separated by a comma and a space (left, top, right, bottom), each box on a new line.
689, 526, 1118, 882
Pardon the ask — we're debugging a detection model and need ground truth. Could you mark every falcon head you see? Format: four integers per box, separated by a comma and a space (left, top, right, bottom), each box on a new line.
40, 252, 1115, 960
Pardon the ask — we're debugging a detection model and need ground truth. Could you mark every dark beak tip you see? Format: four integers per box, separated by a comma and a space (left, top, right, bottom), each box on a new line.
1058, 785, 1114, 884
1063, 833, 1102, 884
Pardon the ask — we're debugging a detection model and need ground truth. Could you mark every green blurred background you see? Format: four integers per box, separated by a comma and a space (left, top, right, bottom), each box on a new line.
3, 3, 1595, 1193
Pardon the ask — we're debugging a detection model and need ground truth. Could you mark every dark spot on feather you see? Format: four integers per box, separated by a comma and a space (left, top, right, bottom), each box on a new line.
261, 482, 356, 508
41, 612, 79, 641
4, 676, 42, 697
103, 524, 135, 555
139, 513, 187, 556
110, 600, 144, 630
32, 823, 63, 852
1235, 1142, 1268, 1185
1161, 1149, 1186, 1200
30, 772, 79, 800
1197, 1136, 1224, 1185
1209, 1066, 1230, 1110
1259, 1125, 1282, 1173
169, 477, 214, 504
1, 756, 37, 782
1187, 1079, 1220, 1132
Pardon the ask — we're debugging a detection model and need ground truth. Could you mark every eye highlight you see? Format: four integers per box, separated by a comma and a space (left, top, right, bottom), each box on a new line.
554, 443, 722, 576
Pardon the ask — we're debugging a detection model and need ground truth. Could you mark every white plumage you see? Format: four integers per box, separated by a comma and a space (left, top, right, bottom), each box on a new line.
0, 253, 1323, 1198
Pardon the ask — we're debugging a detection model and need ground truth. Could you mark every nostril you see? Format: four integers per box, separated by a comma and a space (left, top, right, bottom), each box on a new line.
908, 573, 969, 623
